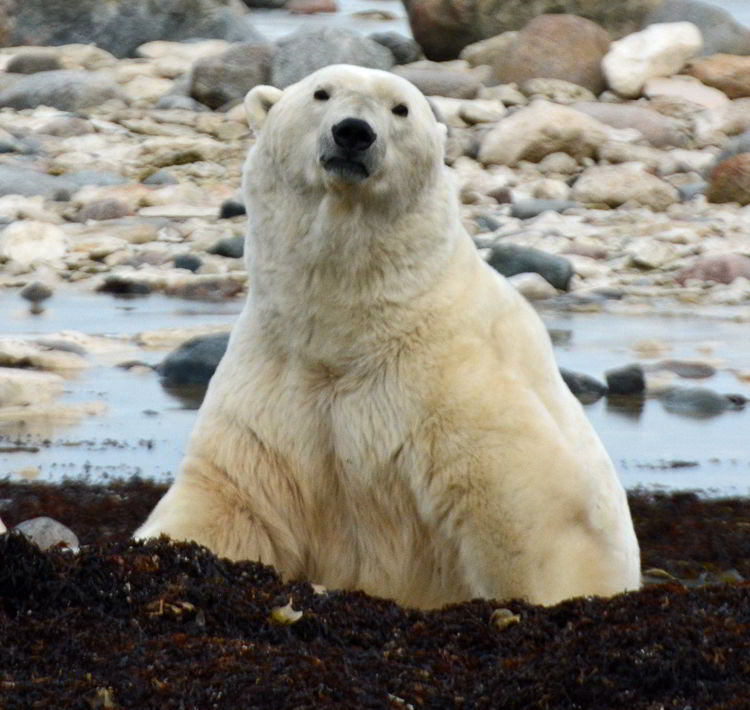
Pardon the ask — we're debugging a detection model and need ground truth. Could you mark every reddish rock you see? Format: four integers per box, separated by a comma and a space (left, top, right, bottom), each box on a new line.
707, 153, 750, 205
461, 14, 610, 94
676, 254, 750, 285
683, 54, 750, 99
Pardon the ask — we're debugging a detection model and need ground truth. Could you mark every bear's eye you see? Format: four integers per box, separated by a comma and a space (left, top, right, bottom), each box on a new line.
314, 89, 330, 101
392, 103, 409, 117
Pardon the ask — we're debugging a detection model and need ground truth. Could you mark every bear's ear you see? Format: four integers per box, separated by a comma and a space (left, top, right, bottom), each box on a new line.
244, 85, 283, 131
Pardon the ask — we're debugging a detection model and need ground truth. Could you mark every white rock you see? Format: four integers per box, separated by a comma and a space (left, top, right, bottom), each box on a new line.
0, 195, 63, 223
479, 100, 609, 166
0, 367, 66, 407
643, 77, 729, 109
602, 22, 703, 99
0, 516, 6, 534
0, 221, 69, 266
507, 272, 558, 300
627, 239, 678, 269
14, 517, 79, 551
457, 99, 506, 125
571, 163, 679, 210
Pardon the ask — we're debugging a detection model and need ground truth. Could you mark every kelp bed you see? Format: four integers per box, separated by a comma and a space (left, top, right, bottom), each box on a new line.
1, 479, 749, 709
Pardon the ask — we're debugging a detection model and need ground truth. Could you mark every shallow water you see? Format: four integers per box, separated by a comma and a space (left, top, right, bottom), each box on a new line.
1, 291, 748, 495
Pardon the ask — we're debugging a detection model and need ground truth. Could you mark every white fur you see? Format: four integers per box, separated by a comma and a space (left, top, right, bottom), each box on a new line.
136, 65, 640, 608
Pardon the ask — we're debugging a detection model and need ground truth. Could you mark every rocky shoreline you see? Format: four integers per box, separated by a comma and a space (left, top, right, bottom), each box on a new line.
1, 3, 750, 446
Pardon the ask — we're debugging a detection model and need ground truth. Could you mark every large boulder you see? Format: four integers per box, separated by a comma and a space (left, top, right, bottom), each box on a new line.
478, 101, 610, 166
0, 0, 265, 58
460, 14, 610, 94
644, 0, 750, 56
602, 21, 703, 98
401, 0, 661, 61
271, 28, 395, 88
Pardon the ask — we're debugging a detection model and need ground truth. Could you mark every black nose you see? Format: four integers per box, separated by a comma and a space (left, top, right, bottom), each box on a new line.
332, 118, 376, 153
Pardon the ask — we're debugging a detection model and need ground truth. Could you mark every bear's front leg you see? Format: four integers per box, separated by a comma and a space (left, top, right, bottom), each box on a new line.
420, 412, 640, 606
134, 452, 307, 576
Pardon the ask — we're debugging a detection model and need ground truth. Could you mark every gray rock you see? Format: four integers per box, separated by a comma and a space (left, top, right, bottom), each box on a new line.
63, 170, 129, 189
5, 0, 267, 59
650, 360, 717, 379
0, 130, 33, 154
645, 0, 750, 56
677, 182, 706, 201
190, 42, 274, 110
0, 70, 125, 111
510, 199, 579, 220
392, 67, 481, 99
219, 199, 246, 219
6, 50, 63, 74
660, 386, 738, 417
142, 170, 179, 186
711, 129, 750, 172
487, 244, 574, 290
20, 281, 53, 304
155, 95, 209, 112
0, 165, 76, 200
559, 368, 608, 404
271, 28, 395, 88
96, 276, 153, 296
605, 364, 646, 395
173, 253, 203, 272
158, 332, 230, 386
369, 32, 423, 64
14, 517, 79, 551
208, 234, 245, 258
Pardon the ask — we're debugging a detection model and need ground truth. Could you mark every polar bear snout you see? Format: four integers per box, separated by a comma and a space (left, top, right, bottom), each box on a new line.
332, 118, 376, 153
320, 116, 378, 184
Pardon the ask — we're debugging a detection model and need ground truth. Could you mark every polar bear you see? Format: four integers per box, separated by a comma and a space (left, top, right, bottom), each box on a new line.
136, 65, 640, 608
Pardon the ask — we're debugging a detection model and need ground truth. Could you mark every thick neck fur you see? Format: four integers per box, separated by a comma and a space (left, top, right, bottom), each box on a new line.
243, 157, 467, 365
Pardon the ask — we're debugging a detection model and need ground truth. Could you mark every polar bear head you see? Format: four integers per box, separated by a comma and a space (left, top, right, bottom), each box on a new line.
244, 64, 446, 207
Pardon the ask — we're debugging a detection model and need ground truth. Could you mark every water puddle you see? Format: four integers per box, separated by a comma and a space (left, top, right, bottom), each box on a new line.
1, 291, 748, 495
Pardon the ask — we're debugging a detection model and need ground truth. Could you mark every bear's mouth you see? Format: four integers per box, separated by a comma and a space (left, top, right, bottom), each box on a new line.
321, 156, 370, 182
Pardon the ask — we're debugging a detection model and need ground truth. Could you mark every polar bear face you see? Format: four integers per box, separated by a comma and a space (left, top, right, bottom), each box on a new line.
244, 65, 446, 206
